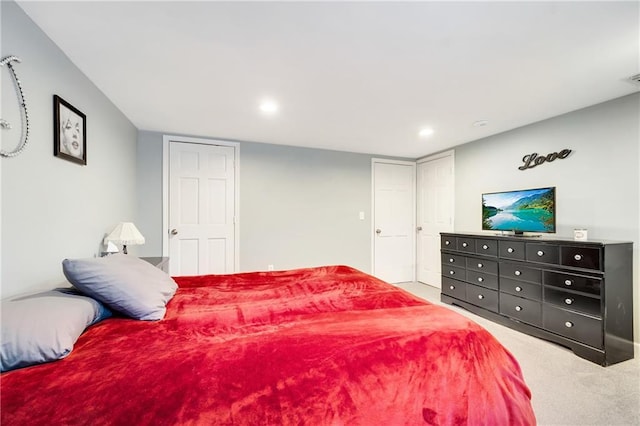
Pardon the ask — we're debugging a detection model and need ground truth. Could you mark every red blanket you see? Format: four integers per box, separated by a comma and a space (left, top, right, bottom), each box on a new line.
1, 265, 535, 425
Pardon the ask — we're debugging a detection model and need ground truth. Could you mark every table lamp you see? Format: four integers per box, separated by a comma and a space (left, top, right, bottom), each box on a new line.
104, 222, 145, 254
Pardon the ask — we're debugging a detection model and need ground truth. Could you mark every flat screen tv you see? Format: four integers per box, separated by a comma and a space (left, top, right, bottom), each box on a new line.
482, 187, 556, 234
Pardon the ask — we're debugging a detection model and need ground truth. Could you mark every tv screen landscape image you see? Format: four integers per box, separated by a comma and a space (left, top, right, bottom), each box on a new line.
482, 187, 556, 234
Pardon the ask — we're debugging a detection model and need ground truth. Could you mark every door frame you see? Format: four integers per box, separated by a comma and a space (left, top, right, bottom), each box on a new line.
371, 158, 417, 282
162, 135, 240, 272
417, 149, 455, 166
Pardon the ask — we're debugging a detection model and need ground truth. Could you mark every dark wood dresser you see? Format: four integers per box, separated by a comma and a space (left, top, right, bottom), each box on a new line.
440, 232, 634, 366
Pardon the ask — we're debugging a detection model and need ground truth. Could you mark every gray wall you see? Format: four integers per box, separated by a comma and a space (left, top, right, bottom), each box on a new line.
1, 1, 138, 298
452, 92, 640, 343
136, 132, 380, 273
239, 141, 373, 272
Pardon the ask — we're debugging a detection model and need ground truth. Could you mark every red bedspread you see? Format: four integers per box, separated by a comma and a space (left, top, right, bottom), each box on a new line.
1, 265, 535, 425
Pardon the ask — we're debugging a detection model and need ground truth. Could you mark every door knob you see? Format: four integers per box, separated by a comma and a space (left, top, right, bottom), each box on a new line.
170, 229, 178, 235
416, 226, 423, 231
375, 229, 382, 234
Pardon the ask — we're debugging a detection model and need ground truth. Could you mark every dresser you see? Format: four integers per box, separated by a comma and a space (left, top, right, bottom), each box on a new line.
440, 232, 634, 366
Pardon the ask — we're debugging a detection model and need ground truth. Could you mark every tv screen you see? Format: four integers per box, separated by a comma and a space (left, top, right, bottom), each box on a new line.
482, 187, 556, 234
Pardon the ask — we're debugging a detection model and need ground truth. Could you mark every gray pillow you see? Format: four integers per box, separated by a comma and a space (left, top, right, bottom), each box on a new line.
1, 289, 111, 372
62, 254, 177, 321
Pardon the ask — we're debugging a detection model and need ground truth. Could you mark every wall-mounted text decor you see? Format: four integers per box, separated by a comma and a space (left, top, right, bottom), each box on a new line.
519, 149, 571, 171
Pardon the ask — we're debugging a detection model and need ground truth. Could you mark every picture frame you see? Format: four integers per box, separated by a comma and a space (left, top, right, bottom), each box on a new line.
53, 95, 86, 165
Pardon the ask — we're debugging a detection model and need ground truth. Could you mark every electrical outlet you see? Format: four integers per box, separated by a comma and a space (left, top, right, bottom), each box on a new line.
268, 264, 274, 271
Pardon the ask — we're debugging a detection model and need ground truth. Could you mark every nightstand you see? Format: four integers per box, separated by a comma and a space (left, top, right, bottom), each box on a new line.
140, 257, 169, 273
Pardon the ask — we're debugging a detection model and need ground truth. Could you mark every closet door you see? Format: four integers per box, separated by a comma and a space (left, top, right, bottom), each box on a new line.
164, 137, 238, 276
372, 159, 416, 283
416, 151, 454, 287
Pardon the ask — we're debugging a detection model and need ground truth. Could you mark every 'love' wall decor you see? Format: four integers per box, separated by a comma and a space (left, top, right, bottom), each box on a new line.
519, 149, 571, 171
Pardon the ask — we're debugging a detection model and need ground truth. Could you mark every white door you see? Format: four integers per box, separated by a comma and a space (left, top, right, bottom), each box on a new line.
372, 159, 416, 283
167, 140, 236, 276
416, 151, 454, 287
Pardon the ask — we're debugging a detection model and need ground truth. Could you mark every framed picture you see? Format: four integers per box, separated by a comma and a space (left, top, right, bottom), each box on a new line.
53, 95, 86, 165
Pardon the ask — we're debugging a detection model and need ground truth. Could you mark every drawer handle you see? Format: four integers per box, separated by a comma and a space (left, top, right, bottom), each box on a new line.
477, 277, 484, 282
515, 306, 522, 312
478, 294, 484, 300
482, 244, 489, 250
564, 279, 572, 286
507, 247, 514, 253
565, 321, 574, 328
445, 240, 450, 245
449, 285, 455, 290
515, 286, 522, 292
477, 263, 483, 268
449, 271, 455, 275
574, 254, 583, 261
462, 242, 468, 248
514, 270, 522, 276
449, 258, 455, 263
565, 298, 574, 305
537, 250, 544, 256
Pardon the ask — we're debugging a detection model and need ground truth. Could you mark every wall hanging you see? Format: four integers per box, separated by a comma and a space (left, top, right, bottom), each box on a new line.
518, 149, 572, 170
0, 55, 29, 158
53, 95, 86, 165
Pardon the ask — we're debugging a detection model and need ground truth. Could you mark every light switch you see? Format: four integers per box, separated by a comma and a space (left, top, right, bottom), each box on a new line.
359, 211, 365, 220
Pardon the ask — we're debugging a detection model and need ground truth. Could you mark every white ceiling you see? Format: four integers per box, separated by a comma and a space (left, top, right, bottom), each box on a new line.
17, 1, 640, 158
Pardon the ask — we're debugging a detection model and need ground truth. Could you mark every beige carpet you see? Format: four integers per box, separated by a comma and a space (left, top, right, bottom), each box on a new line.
397, 282, 640, 426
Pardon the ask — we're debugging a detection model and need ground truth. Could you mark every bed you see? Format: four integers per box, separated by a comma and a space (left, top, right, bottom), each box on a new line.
1, 258, 535, 425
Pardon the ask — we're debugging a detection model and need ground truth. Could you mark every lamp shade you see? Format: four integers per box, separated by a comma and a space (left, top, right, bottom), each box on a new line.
104, 222, 145, 246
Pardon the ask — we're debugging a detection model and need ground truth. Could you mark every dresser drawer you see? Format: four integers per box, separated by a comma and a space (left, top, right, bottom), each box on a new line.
499, 240, 526, 260
543, 305, 603, 348
476, 239, 498, 257
466, 270, 498, 289
561, 246, 601, 270
543, 271, 601, 296
442, 277, 466, 300
442, 265, 465, 280
499, 262, 542, 284
500, 278, 542, 301
441, 253, 466, 267
457, 237, 476, 253
441, 235, 456, 249
500, 293, 542, 327
466, 284, 498, 312
526, 243, 559, 265
544, 288, 601, 317
466, 257, 498, 274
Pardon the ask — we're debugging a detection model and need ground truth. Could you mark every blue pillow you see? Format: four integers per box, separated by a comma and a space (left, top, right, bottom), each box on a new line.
1, 289, 111, 372
55, 287, 112, 325
62, 254, 177, 321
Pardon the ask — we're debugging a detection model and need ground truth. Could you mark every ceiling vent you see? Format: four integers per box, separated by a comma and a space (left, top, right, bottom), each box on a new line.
628, 74, 640, 86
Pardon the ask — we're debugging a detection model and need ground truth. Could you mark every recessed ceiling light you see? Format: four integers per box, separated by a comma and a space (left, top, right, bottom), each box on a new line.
259, 100, 278, 114
419, 128, 434, 138
473, 120, 489, 127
